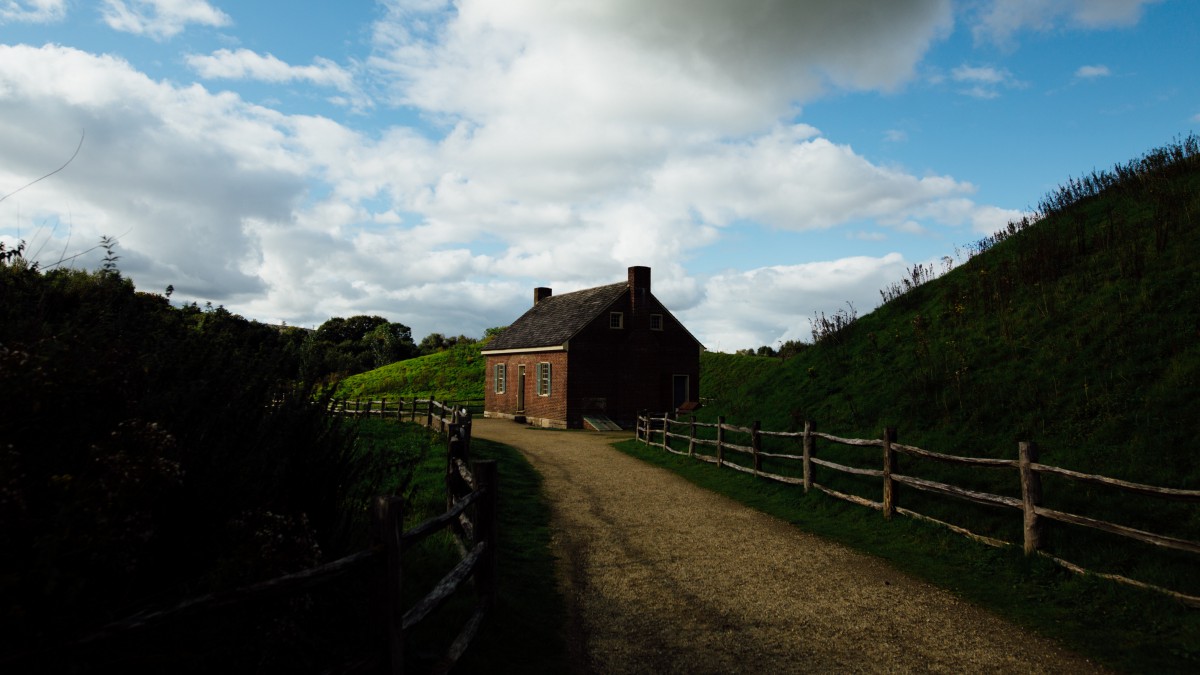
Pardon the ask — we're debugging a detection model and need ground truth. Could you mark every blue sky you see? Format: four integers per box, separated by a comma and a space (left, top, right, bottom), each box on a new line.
1, 1, 1196, 351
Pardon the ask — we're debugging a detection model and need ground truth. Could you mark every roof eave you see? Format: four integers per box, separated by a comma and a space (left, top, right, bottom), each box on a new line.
480, 343, 568, 356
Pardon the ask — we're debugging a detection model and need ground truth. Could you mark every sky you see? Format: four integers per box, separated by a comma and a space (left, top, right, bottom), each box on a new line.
1, 0, 1196, 352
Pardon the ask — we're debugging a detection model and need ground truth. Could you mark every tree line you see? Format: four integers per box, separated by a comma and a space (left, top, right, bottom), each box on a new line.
295, 314, 485, 385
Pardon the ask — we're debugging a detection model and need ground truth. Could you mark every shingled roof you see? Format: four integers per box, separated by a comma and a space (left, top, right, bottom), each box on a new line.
483, 282, 628, 351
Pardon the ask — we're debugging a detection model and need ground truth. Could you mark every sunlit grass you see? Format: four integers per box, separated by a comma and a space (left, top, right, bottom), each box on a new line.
335, 341, 486, 402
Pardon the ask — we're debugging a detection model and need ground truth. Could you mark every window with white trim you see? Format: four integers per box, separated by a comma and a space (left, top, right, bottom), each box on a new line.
650, 313, 664, 330
494, 363, 506, 394
609, 311, 624, 329
536, 362, 552, 396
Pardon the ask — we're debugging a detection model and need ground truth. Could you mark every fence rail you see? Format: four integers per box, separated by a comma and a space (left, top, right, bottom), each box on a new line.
637, 411, 1200, 607
71, 404, 492, 674
329, 397, 484, 425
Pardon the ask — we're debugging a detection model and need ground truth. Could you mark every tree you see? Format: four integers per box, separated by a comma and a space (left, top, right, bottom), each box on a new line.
778, 340, 808, 360
418, 332, 477, 356
308, 315, 416, 377
314, 315, 388, 345
418, 332, 449, 355
368, 321, 417, 367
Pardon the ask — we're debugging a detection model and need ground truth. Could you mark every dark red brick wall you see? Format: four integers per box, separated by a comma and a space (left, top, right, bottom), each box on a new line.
484, 351, 570, 427
484, 287, 699, 429
564, 291, 699, 427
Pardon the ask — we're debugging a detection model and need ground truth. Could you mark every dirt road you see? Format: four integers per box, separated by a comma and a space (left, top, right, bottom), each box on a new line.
472, 418, 1102, 674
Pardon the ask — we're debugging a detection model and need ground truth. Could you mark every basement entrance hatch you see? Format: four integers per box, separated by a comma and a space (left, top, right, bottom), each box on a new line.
583, 415, 622, 431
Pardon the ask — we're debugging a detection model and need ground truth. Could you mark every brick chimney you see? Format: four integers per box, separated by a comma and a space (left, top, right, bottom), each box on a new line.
534, 287, 552, 305
628, 266, 650, 315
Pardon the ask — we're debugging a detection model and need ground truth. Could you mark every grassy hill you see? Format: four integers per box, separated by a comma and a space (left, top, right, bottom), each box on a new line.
333, 341, 486, 402
695, 136, 1200, 598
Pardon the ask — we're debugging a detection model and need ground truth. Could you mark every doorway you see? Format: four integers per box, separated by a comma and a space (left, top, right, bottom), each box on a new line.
517, 365, 526, 413
672, 374, 689, 411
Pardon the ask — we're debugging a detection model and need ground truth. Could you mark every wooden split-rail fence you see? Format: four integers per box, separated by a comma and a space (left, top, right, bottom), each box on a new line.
637, 412, 1200, 607
70, 405, 494, 674
329, 397, 484, 428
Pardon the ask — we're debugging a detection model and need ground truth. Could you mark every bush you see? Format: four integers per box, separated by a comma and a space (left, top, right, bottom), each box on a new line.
0, 252, 389, 664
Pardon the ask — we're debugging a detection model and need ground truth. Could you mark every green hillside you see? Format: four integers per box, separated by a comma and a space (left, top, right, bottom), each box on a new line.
333, 341, 486, 401
696, 137, 1200, 596
703, 136, 1199, 479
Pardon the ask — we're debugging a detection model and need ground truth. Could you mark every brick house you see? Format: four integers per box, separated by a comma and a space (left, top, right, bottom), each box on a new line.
481, 266, 702, 429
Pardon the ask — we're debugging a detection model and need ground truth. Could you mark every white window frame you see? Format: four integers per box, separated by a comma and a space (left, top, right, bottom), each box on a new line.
536, 362, 552, 396
609, 311, 624, 329
650, 313, 664, 331
494, 363, 506, 394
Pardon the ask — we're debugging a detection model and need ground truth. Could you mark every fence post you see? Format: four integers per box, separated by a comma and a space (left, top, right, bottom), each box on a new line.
426, 398, 434, 428
882, 427, 898, 520
751, 421, 762, 475
411, 398, 418, 423
365, 398, 373, 418
472, 460, 499, 608
688, 415, 696, 457
802, 420, 814, 493
447, 430, 470, 538
664, 411, 674, 451
459, 409, 473, 456
373, 495, 404, 675
716, 416, 725, 468
381, 397, 386, 419
1019, 442, 1043, 555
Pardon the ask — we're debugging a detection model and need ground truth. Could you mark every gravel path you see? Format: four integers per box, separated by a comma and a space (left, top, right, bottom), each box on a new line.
472, 418, 1103, 674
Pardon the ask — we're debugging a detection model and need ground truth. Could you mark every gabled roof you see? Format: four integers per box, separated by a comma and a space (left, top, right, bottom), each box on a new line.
483, 282, 627, 352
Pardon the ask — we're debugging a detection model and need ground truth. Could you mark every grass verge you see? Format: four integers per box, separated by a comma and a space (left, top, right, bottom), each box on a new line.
358, 419, 567, 673
613, 438, 1200, 673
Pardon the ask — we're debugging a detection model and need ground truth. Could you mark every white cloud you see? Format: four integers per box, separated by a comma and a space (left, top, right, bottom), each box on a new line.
187, 49, 356, 92
1075, 64, 1111, 79
953, 65, 1008, 85
951, 64, 1023, 98
680, 255, 910, 350
649, 127, 977, 232
852, 231, 889, 241
101, 0, 231, 40
0, 3, 1032, 350
972, 0, 1160, 46
909, 198, 1025, 234
1, 0, 65, 23
372, 0, 954, 134
0, 44, 301, 299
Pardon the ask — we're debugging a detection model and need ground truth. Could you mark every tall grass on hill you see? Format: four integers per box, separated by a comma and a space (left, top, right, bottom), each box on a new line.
694, 136, 1200, 600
